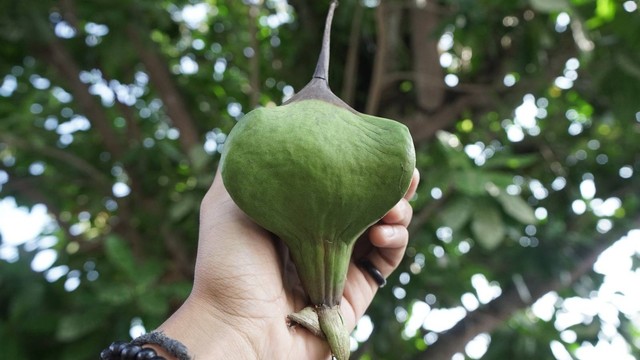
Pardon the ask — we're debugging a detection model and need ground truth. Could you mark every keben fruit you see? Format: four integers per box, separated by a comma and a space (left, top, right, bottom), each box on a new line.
220, 2, 415, 358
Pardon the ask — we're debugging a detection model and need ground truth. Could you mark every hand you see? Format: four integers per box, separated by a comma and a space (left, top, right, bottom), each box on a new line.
154, 168, 420, 359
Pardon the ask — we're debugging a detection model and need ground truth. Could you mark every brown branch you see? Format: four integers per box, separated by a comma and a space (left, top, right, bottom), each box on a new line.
383, 71, 491, 93
126, 25, 200, 155
340, 1, 363, 105
411, 4, 445, 111
27, 8, 190, 277
38, 39, 125, 159
116, 100, 142, 146
384, 13, 578, 145
10, 42, 147, 259
0, 134, 110, 186
97, 64, 143, 146
109, 197, 145, 258
248, 4, 261, 108
365, 2, 394, 115
414, 217, 640, 360
285, 0, 323, 86
56, 0, 142, 149
58, 0, 79, 28
406, 92, 494, 144
404, 34, 575, 146
288, 0, 318, 37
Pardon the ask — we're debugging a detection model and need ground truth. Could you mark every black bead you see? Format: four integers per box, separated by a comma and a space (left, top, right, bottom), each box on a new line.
99, 348, 112, 360
109, 341, 128, 354
135, 348, 158, 360
101, 341, 129, 360
121, 344, 143, 360
149, 357, 166, 360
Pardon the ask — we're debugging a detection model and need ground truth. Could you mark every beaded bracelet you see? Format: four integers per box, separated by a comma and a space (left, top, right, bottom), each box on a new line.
100, 341, 164, 360
100, 331, 191, 360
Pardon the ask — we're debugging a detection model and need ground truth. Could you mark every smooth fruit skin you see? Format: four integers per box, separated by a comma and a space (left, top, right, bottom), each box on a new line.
220, 99, 415, 307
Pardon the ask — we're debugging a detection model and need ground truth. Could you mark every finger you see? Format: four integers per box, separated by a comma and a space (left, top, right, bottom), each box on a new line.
366, 224, 409, 276
381, 198, 413, 227
404, 168, 420, 200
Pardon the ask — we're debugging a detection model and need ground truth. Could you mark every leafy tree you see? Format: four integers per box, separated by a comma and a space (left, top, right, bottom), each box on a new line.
1, 0, 639, 359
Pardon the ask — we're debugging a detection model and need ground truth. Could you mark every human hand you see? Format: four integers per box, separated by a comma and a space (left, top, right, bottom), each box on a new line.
155, 168, 419, 359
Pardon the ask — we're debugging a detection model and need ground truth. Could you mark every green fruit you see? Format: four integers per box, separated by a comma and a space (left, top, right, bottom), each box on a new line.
220, 2, 415, 359
221, 98, 414, 300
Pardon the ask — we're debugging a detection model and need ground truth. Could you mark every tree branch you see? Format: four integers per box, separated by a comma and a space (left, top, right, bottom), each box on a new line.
58, 0, 79, 28
116, 100, 143, 146
340, 1, 363, 106
38, 39, 125, 159
365, 2, 397, 115
287, 0, 318, 37
0, 134, 110, 187
411, 3, 445, 111
404, 35, 576, 146
406, 91, 494, 144
126, 25, 200, 155
248, 4, 261, 109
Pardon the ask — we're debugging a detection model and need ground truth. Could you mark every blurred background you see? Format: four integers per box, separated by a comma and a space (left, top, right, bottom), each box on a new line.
1, 0, 639, 359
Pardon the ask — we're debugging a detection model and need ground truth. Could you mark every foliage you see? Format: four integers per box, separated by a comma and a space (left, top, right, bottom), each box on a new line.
1, 0, 639, 359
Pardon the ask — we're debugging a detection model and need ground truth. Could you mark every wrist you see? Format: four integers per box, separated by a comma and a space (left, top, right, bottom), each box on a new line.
156, 294, 261, 360
157, 293, 334, 360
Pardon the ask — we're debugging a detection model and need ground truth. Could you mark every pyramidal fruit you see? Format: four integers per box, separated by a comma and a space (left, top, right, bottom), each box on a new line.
220, 2, 415, 359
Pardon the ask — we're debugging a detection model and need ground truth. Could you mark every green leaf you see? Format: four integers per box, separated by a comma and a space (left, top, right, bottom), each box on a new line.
164, 281, 193, 299
496, 192, 537, 224
483, 153, 539, 170
452, 169, 488, 195
452, 169, 513, 196
595, 0, 616, 21
104, 235, 136, 278
189, 146, 211, 173
97, 284, 134, 305
529, 0, 570, 13
0, 327, 26, 359
56, 312, 103, 342
440, 196, 473, 231
170, 194, 198, 221
616, 54, 640, 81
158, 141, 184, 162
435, 131, 471, 169
136, 289, 169, 316
135, 260, 164, 288
471, 204, 505, 250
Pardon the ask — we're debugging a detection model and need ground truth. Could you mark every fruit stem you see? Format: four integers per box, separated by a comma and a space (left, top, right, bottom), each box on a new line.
318, 305, 350, 360
313, 0, 338, 83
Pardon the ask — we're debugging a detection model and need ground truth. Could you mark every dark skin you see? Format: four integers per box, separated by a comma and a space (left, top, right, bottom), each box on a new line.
149, 169, 420, 359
